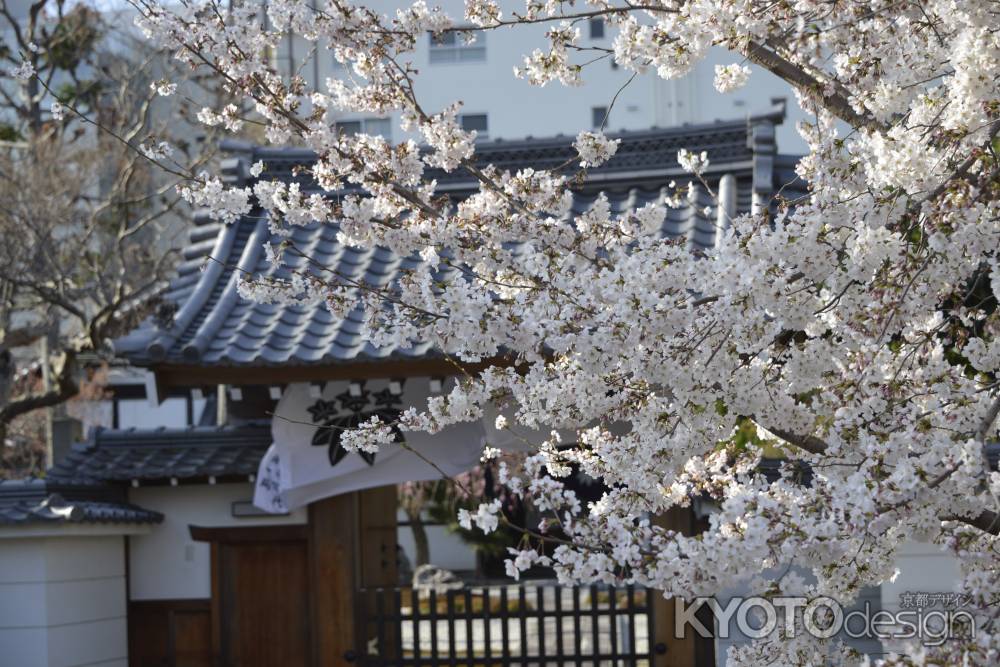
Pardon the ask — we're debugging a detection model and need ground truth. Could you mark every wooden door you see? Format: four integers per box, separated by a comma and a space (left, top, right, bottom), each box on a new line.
190, 487, 396, 667
217, 539, 312, 667
129, 599, 212, 667
308, 486, 397, 667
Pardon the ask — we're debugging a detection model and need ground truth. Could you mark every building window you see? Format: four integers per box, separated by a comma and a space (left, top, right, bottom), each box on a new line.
592, 106, 608, 129
589, 18, 605, 39
429, 29, 486, 64
336, 117, 392, 140
459, 113, 488, 138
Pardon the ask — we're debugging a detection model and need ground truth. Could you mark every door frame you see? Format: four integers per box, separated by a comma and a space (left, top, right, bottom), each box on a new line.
189, 486, 398, 667
190, 524, 313, 667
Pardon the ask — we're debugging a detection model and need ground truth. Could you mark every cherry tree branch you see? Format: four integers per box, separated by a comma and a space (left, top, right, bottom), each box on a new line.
0, 348, 78, 429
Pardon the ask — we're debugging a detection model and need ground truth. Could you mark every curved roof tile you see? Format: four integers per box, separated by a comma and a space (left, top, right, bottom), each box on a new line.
116, 108, 802, 368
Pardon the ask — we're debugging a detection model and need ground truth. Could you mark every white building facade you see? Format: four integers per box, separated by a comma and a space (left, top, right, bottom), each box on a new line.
273, 0, 809, 152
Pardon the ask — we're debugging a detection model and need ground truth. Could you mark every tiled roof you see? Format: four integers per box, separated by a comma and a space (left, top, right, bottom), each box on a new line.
0, 479, 162, 526
115, 104, 802, 369
230, 111, 771, 193
47, 425, 272, 484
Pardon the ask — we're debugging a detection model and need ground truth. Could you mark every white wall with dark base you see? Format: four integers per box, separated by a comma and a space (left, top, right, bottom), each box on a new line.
0, 533, 136, 667
396, 509, 478, 574
879, 540, 962, 655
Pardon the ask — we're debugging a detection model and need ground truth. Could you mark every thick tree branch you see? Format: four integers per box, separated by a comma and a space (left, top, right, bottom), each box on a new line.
0, 348, 78, 427
945, 510, 1000, 536
766, 426, 829, 455
0, 321, 49, 348
739, 39, 885, 133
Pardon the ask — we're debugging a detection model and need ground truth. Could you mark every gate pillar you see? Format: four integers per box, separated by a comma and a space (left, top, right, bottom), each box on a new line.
309, 486, 398, 667
652, 506, 702, 667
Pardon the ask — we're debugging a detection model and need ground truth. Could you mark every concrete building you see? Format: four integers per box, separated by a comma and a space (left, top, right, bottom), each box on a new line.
275, 0, 809, 152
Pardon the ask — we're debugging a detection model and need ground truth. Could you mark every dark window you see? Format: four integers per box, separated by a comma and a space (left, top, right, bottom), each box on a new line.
336, 118, 392, 140
337, 120, 363, 135
431, 31, 457, 46
589, 18, 605, 39
429, 29, 486, 63
460, 113, 489, 138
592, 106, 608, 129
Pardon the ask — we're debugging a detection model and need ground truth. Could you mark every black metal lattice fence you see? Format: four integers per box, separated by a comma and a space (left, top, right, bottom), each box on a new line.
354, 582, 660, 667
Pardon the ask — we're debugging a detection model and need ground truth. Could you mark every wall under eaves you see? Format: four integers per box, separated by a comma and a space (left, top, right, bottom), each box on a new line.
0, 534, 132, 667
127, 483, 307, 600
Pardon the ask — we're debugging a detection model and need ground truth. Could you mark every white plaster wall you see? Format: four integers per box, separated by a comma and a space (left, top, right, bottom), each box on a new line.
881, 540, 962, 614
875, 541, 961, 656
127, 483, 307, 600
0, 536, 129, 667
396, 514, 478, 573
661, 47, 811, 153
116, 396, 207, 429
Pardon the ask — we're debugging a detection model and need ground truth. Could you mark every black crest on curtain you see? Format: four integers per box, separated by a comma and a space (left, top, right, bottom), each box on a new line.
307, 385, 405, 467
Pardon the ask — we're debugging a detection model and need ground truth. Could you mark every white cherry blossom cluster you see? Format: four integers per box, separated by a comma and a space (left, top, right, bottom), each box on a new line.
573, 131, 620, 168
150, 80, 176, 97
133, 1, 1000, 663
676, 148, 710, 174
9, 60, 34, 80
458, 498, 502, 534
340, 415, 397, 454
177, 174, 251, 226
713, 63, 751, 93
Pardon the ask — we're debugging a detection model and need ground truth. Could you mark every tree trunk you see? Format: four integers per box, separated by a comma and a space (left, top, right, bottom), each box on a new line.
0, 345, 13, 445
406, 507, 431, 566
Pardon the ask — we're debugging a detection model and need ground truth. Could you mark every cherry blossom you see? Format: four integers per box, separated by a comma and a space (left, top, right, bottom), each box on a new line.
131, 1, 1000, 662
9, 60, 34, 80
458, 498, 502, 534
149, 80, 176, 97
713, 63, 751, 93
340, 416, 398, 454
573, 131, 621, 168
676, 148, 710, 174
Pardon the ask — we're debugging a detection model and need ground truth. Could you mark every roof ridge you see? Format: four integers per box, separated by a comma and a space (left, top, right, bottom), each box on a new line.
146, 215, 243, 360
181, 216, 271, 362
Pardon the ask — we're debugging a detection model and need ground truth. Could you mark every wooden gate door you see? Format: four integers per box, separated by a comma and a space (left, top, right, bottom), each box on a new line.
190, 525, 313, 667
218, 540, 312, 666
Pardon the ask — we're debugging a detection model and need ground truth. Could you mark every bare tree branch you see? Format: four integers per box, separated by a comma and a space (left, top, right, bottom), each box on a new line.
0, 349, 77, 432
0, 321, 50, 349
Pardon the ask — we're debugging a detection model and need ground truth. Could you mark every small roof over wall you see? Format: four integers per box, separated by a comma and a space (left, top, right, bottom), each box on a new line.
115, 105, 801, 388
0, 478, 162, 527
47, 425, 271, 485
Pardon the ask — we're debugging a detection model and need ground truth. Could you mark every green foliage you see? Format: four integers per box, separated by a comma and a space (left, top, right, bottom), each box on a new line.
45, 7, 103, 73
0, 124, 20, 142
715, 413, 788, 459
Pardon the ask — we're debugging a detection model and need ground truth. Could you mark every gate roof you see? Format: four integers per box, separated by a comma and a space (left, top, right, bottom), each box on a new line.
115, 105, 800, 387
